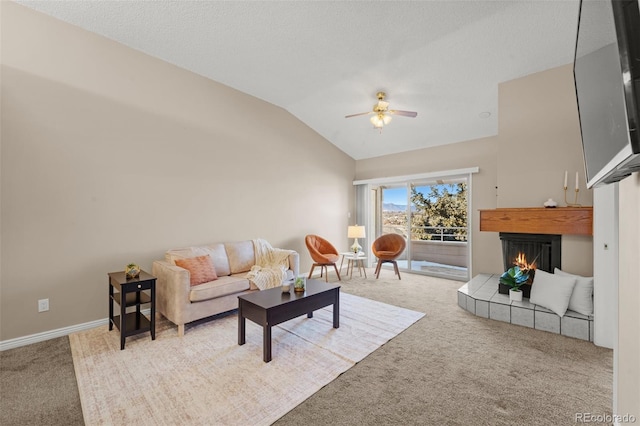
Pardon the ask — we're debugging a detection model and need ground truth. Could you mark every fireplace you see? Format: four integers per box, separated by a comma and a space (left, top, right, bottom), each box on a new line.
498, 232, 561, 297
479, 207, 592, 297
499, 233, 561, 273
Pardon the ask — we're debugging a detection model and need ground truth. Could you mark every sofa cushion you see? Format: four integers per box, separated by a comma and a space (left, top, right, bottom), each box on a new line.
165, 244, 231, 276
204, 243, 231, 276
174, 255, 218, 286
189, 275, 251, 302
225, 240, 256, 274
165, 246, 210, 264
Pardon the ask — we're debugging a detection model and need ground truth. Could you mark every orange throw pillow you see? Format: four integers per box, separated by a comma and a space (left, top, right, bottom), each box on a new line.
175, 255, 218, 286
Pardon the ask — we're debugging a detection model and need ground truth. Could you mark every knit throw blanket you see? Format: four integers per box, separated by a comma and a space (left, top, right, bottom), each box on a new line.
246, 239, 293, 290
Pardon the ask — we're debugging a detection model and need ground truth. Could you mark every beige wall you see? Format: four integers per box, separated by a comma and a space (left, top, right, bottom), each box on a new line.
497, 64, 591, 208
2, 0, 636, 415
0, 3, 599, 336
0, 2, 355, 340
617, 174, 640, 418
356, 64, 593, 277
355, 136, 501, 276
498, 64, 593, 276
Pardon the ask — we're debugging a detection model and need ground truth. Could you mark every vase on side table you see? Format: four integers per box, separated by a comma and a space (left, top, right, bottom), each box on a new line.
125, 263, 141, 279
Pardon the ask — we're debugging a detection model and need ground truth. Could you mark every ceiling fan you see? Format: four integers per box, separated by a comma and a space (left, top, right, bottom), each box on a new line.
345, 91, 418, 131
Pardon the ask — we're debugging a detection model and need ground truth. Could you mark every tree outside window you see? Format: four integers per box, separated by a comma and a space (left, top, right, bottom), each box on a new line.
410, 183, 467, 241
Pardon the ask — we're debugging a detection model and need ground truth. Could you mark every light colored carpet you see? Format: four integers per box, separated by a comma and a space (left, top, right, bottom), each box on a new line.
69, 292, 424, 425
277, 270, 613, 426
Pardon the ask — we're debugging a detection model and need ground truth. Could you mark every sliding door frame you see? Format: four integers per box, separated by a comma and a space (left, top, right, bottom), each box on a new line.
354, 167, 479, 280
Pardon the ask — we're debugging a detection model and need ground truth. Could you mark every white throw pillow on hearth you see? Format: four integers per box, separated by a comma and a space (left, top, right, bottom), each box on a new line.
554, 268, 594, 316
530, 269, 577, 317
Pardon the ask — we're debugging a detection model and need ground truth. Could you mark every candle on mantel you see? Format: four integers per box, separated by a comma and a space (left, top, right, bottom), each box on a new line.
576, 171, 579, 190
564, 171, 568, 188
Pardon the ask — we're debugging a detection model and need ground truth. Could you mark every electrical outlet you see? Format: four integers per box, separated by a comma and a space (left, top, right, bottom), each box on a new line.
38, 298, 49, 312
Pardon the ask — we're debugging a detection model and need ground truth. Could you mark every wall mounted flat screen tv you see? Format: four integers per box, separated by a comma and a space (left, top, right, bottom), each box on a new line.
573, 0, 640, 188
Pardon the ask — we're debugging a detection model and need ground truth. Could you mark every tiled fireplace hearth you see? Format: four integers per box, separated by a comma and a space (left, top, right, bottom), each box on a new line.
458, 274, 593, 341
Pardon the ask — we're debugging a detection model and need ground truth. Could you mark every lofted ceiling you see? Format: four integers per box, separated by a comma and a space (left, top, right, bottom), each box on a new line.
16, 0, 581, 160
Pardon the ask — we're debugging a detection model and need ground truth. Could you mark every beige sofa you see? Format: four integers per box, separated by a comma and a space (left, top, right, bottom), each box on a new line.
152, 240, 299, 336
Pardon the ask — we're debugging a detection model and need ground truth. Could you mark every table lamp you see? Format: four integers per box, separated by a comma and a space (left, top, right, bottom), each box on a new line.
347, 225, 366, 253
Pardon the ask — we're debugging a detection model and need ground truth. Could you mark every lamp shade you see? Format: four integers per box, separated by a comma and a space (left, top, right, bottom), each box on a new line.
348, 225, 366, 239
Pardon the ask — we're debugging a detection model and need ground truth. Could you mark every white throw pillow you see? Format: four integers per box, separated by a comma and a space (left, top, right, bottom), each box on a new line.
530, 269, 577, 317
554, 268, 594, 316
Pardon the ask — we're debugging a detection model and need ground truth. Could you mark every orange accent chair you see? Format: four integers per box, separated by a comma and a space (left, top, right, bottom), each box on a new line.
305, 235, 342, 282
372, 234, 407, 280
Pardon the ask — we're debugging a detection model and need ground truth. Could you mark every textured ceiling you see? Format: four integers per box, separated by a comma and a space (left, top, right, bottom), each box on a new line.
16, 0, 581, 160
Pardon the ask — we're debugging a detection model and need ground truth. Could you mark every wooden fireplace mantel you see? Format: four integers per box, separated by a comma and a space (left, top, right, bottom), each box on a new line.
479, 207, 593, 236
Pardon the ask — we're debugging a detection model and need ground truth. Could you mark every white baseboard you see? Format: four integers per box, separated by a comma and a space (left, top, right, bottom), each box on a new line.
0, 318, 107, 351
0, 308, 153, 351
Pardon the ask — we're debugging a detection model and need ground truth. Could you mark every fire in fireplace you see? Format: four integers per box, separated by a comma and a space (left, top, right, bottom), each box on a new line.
514, 252, 536, 283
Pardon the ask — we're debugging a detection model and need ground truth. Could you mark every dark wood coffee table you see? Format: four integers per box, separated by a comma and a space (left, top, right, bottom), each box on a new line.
238, 279, 340, 362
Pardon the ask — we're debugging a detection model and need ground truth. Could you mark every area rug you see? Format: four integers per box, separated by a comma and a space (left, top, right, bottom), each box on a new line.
69, 293, 424, 425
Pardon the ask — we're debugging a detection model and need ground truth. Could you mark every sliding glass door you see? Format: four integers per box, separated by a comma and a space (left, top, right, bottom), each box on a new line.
408, 182, 468, 279
376, 178, 469, 280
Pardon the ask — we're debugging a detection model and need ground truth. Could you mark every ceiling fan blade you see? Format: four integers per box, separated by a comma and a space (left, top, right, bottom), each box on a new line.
389, 110, 418, 117
345, 111, 373, 118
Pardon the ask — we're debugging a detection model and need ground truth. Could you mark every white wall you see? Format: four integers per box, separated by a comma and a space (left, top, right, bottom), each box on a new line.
593, 184, 618, 349
616, 174, 640, 419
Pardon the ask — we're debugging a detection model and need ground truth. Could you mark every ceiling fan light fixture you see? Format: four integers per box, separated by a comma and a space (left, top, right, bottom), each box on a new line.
370, 113, 391, 129
347, 91, 415, 131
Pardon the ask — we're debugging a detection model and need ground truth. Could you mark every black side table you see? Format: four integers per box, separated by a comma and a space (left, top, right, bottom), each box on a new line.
108, 270, 156, 350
